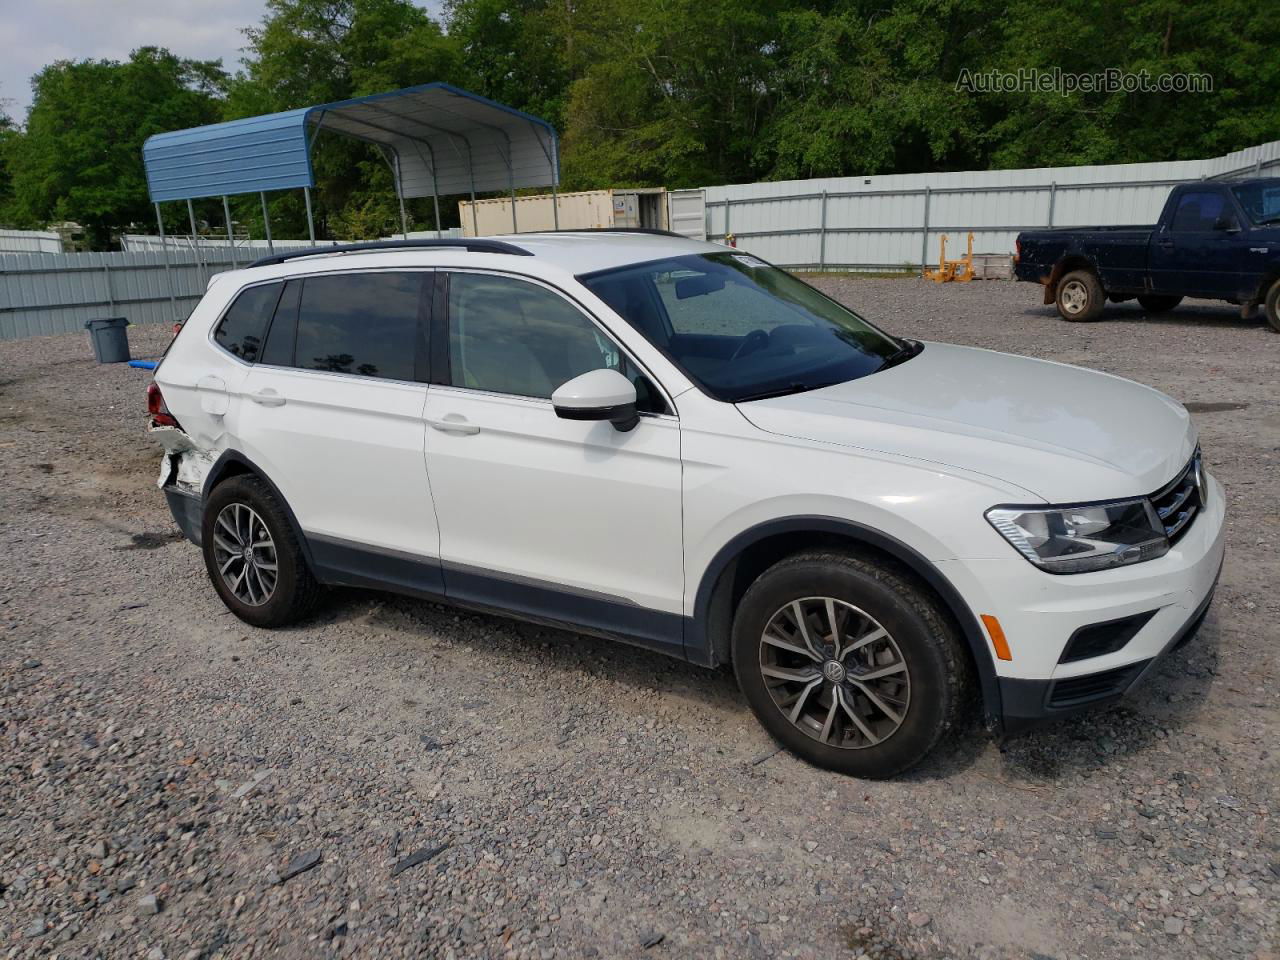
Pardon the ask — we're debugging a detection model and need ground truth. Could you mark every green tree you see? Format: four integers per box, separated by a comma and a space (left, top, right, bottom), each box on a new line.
759, 0, 993, 180
445, 0, 573, 133
227, 0, 463, 238
979, 0, 1280, 169
7, 48, 225, 248
560, 0, 787, 189
0, 105, 19, 226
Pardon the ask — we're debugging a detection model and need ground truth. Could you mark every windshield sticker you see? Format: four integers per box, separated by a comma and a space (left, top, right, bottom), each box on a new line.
731, 254, 768, 269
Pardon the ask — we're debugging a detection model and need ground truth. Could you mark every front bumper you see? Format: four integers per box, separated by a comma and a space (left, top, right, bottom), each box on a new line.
937, 470, 1227, 734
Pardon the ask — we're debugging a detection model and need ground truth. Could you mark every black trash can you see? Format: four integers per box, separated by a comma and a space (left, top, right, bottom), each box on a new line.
85, 317, 131, 364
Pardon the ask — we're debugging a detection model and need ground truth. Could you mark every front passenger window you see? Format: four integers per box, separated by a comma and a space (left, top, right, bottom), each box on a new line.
447, 272, 666, 413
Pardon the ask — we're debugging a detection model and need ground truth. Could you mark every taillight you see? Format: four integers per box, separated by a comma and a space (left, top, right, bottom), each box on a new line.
172, 321, 183, 337
147, 382, 180, 428
1014, 238, 1021, 263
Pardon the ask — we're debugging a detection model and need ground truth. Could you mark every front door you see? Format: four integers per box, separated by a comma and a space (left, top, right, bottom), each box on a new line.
422, 270, 685, 656
1150, 189, 1238, 298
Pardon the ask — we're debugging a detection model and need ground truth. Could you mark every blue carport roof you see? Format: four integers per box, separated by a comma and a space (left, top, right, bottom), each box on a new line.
143, 82, 558, 203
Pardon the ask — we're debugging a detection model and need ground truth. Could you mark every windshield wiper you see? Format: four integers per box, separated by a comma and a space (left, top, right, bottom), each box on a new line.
734, 381, 840, 403
1256, 213, 1280, 225
878, 339, 923, 371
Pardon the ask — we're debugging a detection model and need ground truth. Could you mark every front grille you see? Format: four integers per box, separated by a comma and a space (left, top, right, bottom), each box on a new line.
1047, 661, 1148, 708
1149, 450, 1203, 544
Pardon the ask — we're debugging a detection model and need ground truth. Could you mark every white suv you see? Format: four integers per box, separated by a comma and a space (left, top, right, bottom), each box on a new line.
149, 232, 1225, 778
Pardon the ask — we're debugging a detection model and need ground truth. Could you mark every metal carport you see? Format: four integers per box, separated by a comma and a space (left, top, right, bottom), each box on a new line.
141, 82, 560, 285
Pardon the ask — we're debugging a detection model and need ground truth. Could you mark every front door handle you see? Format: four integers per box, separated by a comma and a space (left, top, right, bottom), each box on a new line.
426, 415, 480, 436
1157, 238, 1174, 248
249, 389, 286, 407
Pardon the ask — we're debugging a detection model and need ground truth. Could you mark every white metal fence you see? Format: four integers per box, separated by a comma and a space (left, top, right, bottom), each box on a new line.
0, 229, 63, 254
705, 140, 1280, 270
0, 248, 243, 341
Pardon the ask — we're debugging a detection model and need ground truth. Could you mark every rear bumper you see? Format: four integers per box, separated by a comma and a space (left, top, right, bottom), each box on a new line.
164, 486, 203, 546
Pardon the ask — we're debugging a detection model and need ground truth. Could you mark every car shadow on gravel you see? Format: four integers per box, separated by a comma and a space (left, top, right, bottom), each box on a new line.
994, 612, 1222, 784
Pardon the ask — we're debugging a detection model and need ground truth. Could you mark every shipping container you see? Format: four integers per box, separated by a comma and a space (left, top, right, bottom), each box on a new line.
459, 188, 670, 236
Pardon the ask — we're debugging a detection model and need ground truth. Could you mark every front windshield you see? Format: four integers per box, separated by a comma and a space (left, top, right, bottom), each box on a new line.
1231, 181, 1280, 225
579, 252, 904, 402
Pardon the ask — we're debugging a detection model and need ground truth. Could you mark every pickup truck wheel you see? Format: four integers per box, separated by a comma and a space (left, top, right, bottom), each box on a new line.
1055, 270, 1105, 322
1265, 280, 1280, 333
1137, 295, 1182, 313
731, 551, 970, 779
202, 476, 321, 628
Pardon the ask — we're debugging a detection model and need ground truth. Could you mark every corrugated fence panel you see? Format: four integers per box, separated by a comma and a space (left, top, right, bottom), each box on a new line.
704, 139, 1280, 270
0, 249, 240, 341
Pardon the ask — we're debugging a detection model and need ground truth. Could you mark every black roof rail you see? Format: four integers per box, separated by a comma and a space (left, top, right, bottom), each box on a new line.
248, 237, 531, 268
532, 227, 689, 239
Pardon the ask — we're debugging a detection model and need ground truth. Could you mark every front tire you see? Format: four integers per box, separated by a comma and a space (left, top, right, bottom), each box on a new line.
202, 476, 321, 627
732, 552, 970, 779
1137, 294, 1182, 313
1055, 269, 1105, 322
1265, 279, 1280, 333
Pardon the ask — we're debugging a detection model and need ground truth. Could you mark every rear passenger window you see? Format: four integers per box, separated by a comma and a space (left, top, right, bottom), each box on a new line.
214, 283, 281, 362
293, 273, 425, 381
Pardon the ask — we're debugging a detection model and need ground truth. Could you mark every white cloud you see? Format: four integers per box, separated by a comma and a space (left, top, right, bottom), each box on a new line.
0, 0, 448, 121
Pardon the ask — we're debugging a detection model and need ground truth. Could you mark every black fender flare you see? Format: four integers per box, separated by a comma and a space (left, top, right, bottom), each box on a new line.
202, 450, 319, 577
688, 516, 1003, 728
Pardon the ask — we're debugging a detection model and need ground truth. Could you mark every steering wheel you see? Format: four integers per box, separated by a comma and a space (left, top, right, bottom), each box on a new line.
729, 328, 769, 361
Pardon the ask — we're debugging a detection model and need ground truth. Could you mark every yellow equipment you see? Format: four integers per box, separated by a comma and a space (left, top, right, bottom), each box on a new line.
923, 231, 975, 283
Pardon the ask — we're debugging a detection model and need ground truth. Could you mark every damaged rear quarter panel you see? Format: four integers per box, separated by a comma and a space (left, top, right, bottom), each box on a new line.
150, 424, 217, 496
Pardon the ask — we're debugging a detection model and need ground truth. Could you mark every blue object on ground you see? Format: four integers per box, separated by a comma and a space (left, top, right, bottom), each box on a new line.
128, 360, 158, 370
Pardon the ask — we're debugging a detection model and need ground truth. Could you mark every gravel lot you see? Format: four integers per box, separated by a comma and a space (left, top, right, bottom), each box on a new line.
1, 277, 1276, 960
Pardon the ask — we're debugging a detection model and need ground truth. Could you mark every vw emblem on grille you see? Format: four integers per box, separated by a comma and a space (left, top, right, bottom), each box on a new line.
823, 660, 847, 683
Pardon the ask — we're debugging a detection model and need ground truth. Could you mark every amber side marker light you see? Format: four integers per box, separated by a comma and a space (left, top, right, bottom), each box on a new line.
981, 614, 1013, 661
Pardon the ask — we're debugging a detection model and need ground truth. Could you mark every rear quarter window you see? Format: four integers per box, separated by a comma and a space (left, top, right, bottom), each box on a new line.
213, 283, 283, 362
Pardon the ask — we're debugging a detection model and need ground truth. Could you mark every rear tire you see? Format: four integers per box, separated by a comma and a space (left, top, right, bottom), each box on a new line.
1055, 269, 1105, 322
202, 476, 321, 628
1137, 294, 1182, 313
1265, 279, 1280, 333
731, 551, 971, 779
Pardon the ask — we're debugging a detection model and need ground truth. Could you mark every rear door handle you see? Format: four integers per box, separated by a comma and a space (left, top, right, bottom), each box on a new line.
426, 415, 480, 436
249, 389, 286, 407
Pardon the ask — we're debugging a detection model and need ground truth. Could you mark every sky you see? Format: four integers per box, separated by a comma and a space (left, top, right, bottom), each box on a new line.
0, 0, 446, 122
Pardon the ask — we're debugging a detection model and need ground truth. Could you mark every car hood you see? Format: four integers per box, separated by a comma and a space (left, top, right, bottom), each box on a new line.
736, 342, 1196, 503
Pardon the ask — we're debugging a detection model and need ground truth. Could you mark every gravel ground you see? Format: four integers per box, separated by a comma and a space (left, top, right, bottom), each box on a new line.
1, 278, 1276, 960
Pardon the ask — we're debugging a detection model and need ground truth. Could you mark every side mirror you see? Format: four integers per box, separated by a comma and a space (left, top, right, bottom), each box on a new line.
552, 368, 639, 432
1214, 215, 1241, 232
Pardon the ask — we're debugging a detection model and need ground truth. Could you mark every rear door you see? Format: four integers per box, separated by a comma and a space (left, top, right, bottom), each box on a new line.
233, 269, 442, 589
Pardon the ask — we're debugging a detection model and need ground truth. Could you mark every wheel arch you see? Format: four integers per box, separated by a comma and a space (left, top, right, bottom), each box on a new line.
689, 516, 1002, 727
1044, 254, 1099, 305
202, 450, 319, 578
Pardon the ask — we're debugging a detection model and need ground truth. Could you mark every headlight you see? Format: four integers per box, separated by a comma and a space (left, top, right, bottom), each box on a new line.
985, 498, 1169, 574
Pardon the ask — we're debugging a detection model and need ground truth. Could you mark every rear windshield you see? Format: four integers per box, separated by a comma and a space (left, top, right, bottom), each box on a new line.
579, 252, 902, 402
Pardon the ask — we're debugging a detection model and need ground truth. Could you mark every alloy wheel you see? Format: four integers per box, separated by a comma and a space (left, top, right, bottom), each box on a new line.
758, 597, 911, 749
211, 503, 278, 606
1060, 279, 1088, 315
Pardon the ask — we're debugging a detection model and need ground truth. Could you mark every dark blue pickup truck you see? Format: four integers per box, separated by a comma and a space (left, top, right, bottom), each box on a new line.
1014, 178, 1280, 331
